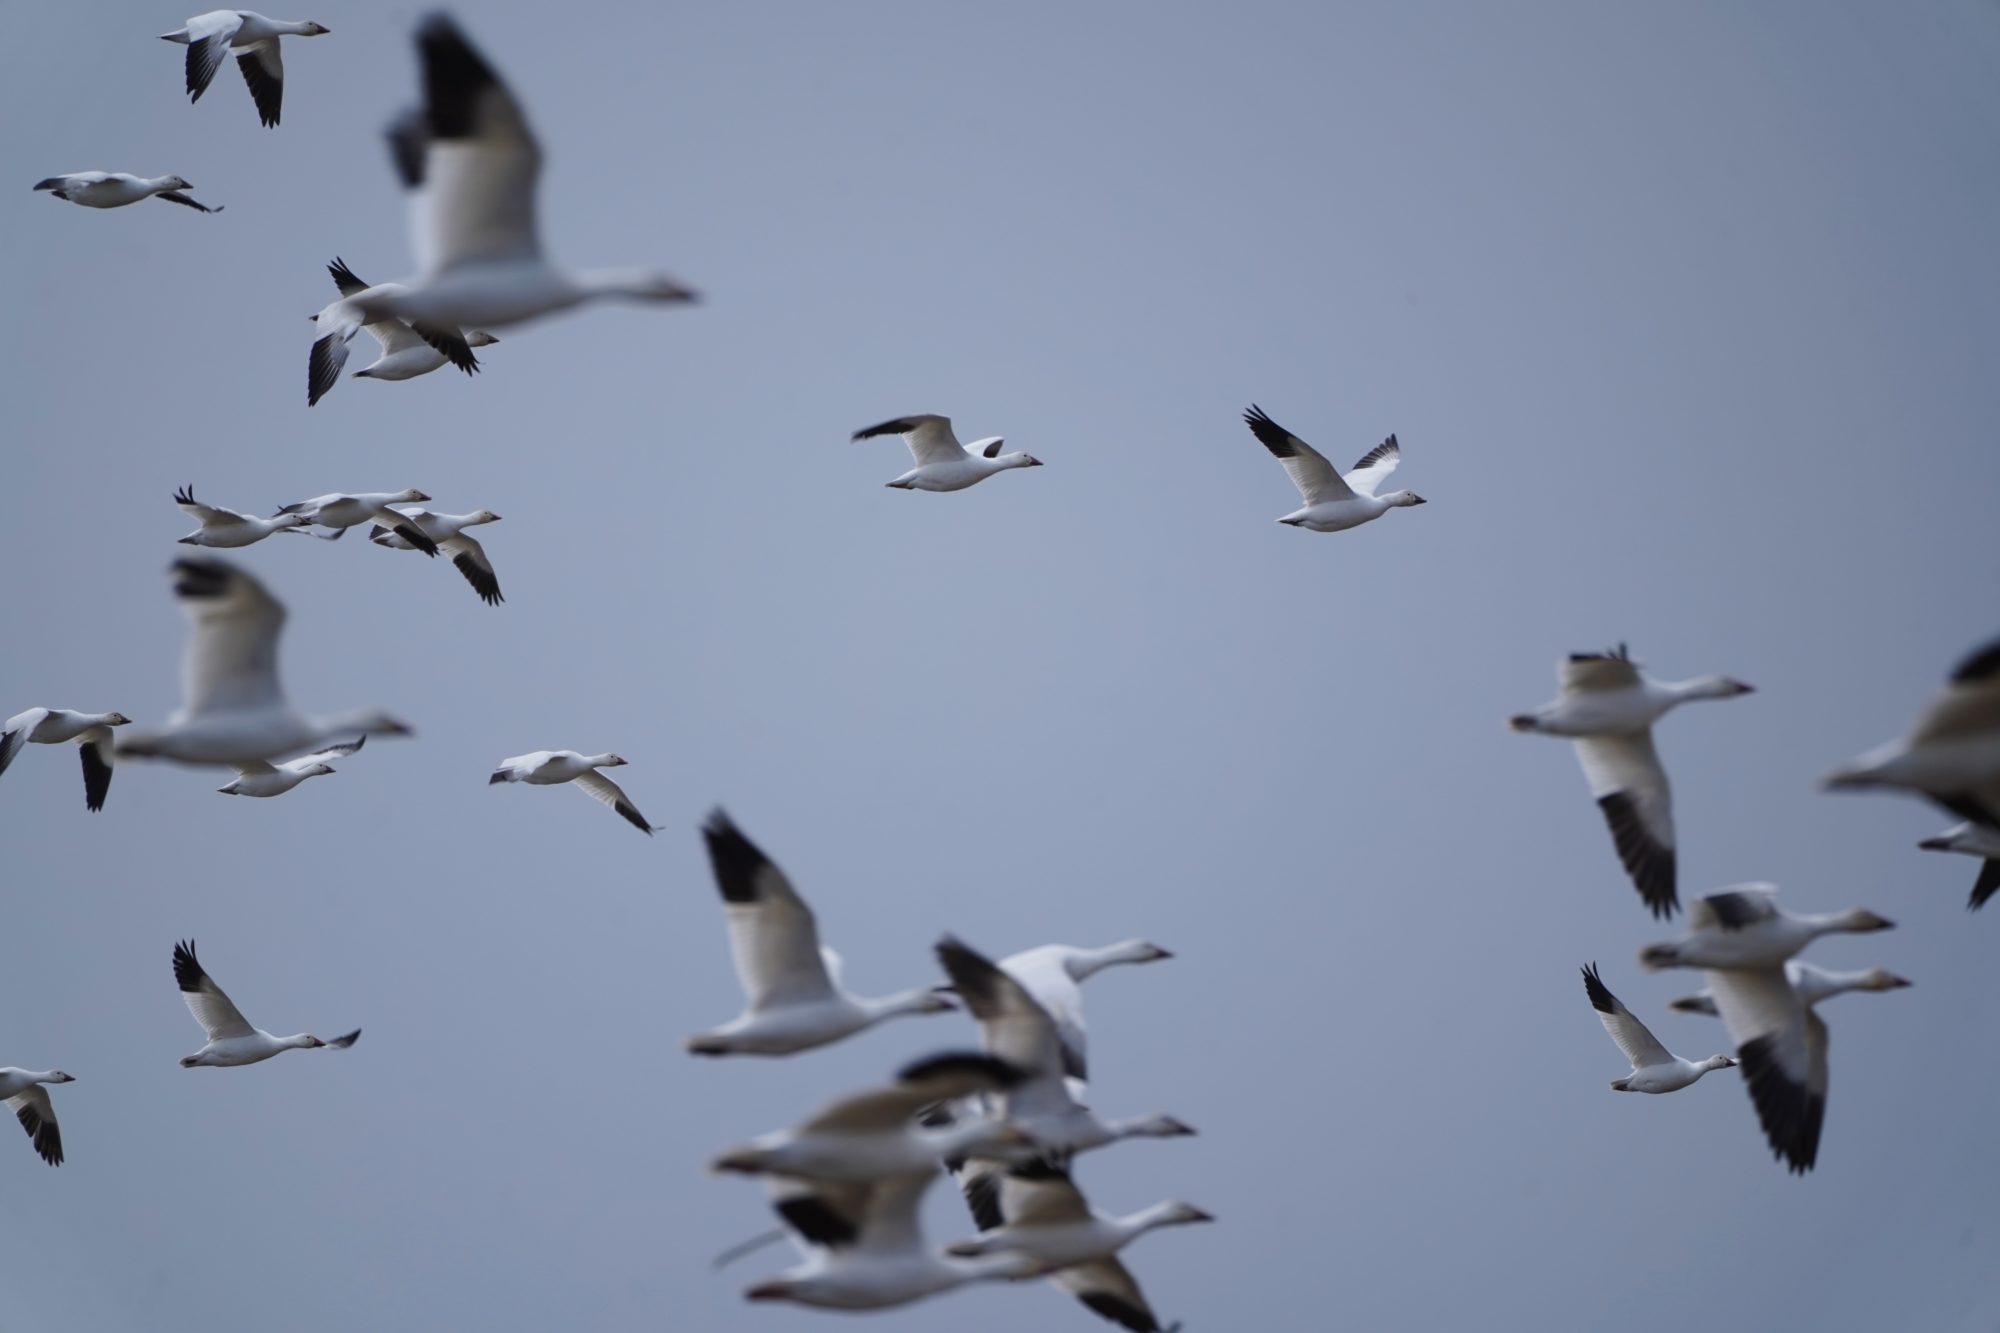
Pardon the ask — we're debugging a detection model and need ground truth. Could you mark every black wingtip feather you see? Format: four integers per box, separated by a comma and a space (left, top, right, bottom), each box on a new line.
1569, 643, 1632, 664
80, 742, 113, 812
1596, 792, 1678, 918
174, 484, 196, 506
385, 107, 429, 190
411, 323, 479, 376
1349, 433, 1400, 472
1580, 962, 1617, 1015
964, 1169, 1005, 1232
850, 417, 921, 442
453, 552, 504, 605
172, 939, 206, 993
16, 1105, 61, 1167
307, 334, 342, 406
702, 810, 774, 903
1737, 1033, 1823, 1174
894, 1051, 1023, 1091
932, 936, 1003, 1015
1080, 1292, 1161, 1332
236, 51, 282, 127
327, 257, 368, 297
775, 1197, 856, 1248
417, 12, 506, 140
1971, 859, 2000, 912
1949, 638, 2000, 686
614, 802, 655, 835
1241, 404, 1298, 458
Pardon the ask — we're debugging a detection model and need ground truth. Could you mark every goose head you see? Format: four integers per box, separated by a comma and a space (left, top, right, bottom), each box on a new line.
394, 489, 432, 504
47, 1072, 75, 1084
304, 22, 331, 35
469, 510, 502, 525
1838, 909, 1896, 933
1861, 967, 1913, 991
104, 713, 133, 727
467, 332, 501, 348
1388, 489, 1427, 507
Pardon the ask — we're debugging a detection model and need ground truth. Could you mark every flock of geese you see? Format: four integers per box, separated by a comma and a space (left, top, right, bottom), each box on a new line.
10, 6, 2000, 1328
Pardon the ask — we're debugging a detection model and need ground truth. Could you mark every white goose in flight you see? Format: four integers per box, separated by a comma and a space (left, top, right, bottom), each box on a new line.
996, 940, 1174, 1086
1510, 644, 1754, 918
173, 940, 359, 1068
488, 750, 657, 833
308, 258, 492, 406
161, 10, 330, 127
218, 736, 365, 797
0, 1068, 74, 1166
174, 487, 314, 547
1241, 405, 1423, 532
686, 811, 956, 1056
33, 173, 222, 213
1579, 963, 1733, 1093
1824, 637, 2000, 829
850, 415, 1042, 491
352, 15, 698, 338
116, 559, 414, 767
369, 507, 504, 605
1917, 821, 2000, 911
1, 708, 129, 811
1666, 961, 1911, 1016
1637, 885, 1893, 974
275, 490, 439, 553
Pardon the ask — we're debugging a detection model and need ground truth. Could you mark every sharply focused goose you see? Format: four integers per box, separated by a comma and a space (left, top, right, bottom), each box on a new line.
850, 416, 1043, 492
1241, 405, 1424, 532
687, 811, 956, 1056
218, 736, 364, 797
1510, 644, 1755, 917
32, 173, 222, 213
1638, 885, 1893, 973
1667, 961, 1911, 1016
996, 941, 1174, 1085
1, 708, 130, 811
1917, 822, 2000, 911
116, 559, 414, 766
161, 10, 330, 127
275, 490, 439, 553
308, 258, 491, 406
1579, 963, 1734, 1092
0, 1068, 74, 1166
369, 507, 504, 605
352, 15, 698, 339
488, 750, 657, 833
711, 1052, 1034, 1182
172, 940, 359, 1068
1824, 637, 2000, 828
174, 486, 313, 547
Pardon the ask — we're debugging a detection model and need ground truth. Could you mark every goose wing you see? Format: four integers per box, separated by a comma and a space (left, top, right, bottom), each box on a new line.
6, 1086, 61, 1166
172, 940, 257, 1041
173, 486, 248, 526
76, 726, 115, 812
851, 414, 967, 467
440, 533, 503, 605
280, 736, 365, 773
182, 10, 243, 104
235, 40, 284, 127
1573, 730, 1677, 917
1707, 965, 1824, 1173
1242, 405, 1352, 505
1341, 434, 1401, 497
0, 709, 48, 778
701, 811, 838, 1010
406, 15, 542, 276
171, 559, 287, 719
1050, 1258, 1172, 1332
573, 769, 656, 834
934, 936, 1076, 1123
1687, 884, 1781, 933
797, 1053, 1023, 1135
1559, 645, 1640, 695
997, 1159, 1094, 1228
1580, 963, 1673, 1069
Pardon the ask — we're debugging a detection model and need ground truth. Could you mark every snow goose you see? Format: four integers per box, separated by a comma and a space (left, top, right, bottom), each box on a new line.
0, 1068, 74, 1166
488, 750, 657, 833
1824, 637, 2000, 827
1638, 885, 1893, 972
687, 811, 956, 1055
1, 709, 130, 811
174, 485, 313, 547
115, 558, 414, 766
1668, 961, 1911, 1016
172, 940, 359, 1068
1241, 405, 1424, 532
217, 736, 364, 797
850, 415, 1043, 492
275, 490, 439, 553
368, 507, 503, 605
308, 258, 491, 406
996, 941, 1174, 1085
1917, 821, 2000, 911
1579, 963, 1733, 1092
1509, 644, 1754, 917
32, 173, 222, 213
351, 14, 698, 339
161, 11, 329, 127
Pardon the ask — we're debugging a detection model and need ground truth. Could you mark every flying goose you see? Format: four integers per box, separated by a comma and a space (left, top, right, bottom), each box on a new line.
1, 709, 130, 811
351, 14, 698, 340
1824, 637, 2000, 828
172, 940, 359, 1068
174, 486, 314, 547
1637, 885, 1893, 973
1509, 644, 1755, 917
994, 940, 1174, 1085
368, 507, 504, 605
32, 173, 222, 213
1579, 963, 1733, 1093
1917, 821, 2000, 911
849, 415, 1042, 492
488, 750, 657, 833
1667, 961, 1911, 1016
161, 11, 330, 127
1241, 405, 1424, 532
0, 1068, 74, 1166
218, 736, 365, 797
308, 258, 491, 406
115, 559, 414, 767
275, 490, 439, 553
686, 811, 956, 1056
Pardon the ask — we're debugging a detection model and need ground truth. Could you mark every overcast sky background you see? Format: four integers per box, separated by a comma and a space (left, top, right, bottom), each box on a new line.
2, 2, 1997, 1329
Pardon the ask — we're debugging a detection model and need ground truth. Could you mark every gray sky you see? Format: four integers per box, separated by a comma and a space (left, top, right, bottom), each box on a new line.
3, 2, 1997, 1329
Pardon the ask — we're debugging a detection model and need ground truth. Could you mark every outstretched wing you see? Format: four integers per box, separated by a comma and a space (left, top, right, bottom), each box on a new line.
235, 41, 284, 127
183, 11, 243, 104
173, 939, 257, 1041
1580, 963, 1674, 1069
1342, 434, 1401, 497
1242, 405, 1352, 506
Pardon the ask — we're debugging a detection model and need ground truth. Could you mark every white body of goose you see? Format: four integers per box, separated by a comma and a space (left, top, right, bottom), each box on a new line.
174, 486, 313, 547
32, 173, 221, 213
0, 1068, 74, 1166
276, 489, 439, 553
1918, 821, 2000, 911
115, 559, 414, 767
308, 258, 492, 405
687, 812, 956, 1056
1510, 644, 1754, 918
850, 415, 1042, 492
1638, 885, 1894, 973
1580, 963, 1733, 1092
161, 10, 329, 127
173, 940, 359, 1068
369, 507, 503, 605
1825, 638, 2000, 828
1241, 405, 1424, 532
488, 750, 657, 833
218, 736, 364, 797
998, 940, 1174, 1085
352, 16, 697, 338
1, 708, 129, 811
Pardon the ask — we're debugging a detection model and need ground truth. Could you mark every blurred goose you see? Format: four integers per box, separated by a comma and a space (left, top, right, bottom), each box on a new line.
174, 486, 313, 547
275, 490, 438, 553
1638, 885, 1893, 973
116, 559, 414, 766
997, 940, 1174, 1085
218, 736, 364, 797
369, 507, 503, 605
1241, 405, 1423, 533
1579, 963, 1733, 1093
850, 415, 1042, 492
1510, 644, 1754, 917
352, 15, 698, 339
308, 258, 491, 406
161, 10, 330, 127
686, 811, 955, 1056
32, 172, 221, 213
172, 940, 359, 1068
1824, 637, 2000, 828
1668, 961, 1911, 1016
0, 1068, 74, 1166
488, 750, 657, 833
1917, 822, 2000, 911
1, 708, 129, 811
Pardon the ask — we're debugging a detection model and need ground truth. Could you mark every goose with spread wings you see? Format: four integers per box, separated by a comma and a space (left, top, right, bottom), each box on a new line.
2, 708, 129, 811
488, 750, 658, 834
174, 486, 313, 547
308, 258, 493, 406
850, 415, 1042, 492
275, 490, 440, 553
369, 507, 504, 605
160, 11, 329, 128
1825, 636, 2000, 829
172, 940, 359, 1068
33, 173, 222, 213
1579, 963, 1733, 1092
0, 1068, 74, 1166
1240, 405, 1423, 532
217, 736, 365, 797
